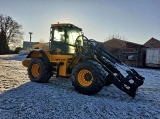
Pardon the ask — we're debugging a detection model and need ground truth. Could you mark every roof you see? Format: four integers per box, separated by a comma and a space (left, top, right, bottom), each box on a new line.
124, 40, 144, 46
144, 37, 160, 48
103, 38, 145, 49
23, 41, 39, 49
103, 38, 126, 48
51, 23, 82, 30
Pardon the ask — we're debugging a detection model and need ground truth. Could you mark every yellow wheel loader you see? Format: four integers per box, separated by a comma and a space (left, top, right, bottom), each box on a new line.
22, 23, 144, 98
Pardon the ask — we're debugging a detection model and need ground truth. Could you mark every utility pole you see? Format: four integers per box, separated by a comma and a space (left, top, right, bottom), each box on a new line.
29, 32, 33, 48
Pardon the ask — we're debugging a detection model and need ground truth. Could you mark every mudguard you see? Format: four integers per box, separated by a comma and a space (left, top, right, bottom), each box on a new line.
22, 50, 50, 67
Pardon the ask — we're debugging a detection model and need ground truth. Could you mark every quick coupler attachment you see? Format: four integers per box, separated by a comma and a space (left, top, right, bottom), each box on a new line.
123, 70, 145, 98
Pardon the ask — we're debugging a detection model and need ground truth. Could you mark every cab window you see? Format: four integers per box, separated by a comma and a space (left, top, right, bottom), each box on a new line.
53, 26, 65, 42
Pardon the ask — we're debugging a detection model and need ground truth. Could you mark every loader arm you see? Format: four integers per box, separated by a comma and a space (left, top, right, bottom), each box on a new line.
73, 35, 145, 98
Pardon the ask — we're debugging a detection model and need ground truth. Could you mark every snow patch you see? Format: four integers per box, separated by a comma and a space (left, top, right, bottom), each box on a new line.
0, 55, 160, 118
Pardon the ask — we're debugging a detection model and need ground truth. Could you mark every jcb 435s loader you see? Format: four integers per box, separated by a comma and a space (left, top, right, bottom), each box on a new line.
22, 23, 144, 98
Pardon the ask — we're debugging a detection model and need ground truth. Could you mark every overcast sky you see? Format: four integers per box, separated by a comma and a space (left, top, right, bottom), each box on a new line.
0, 0, 160, 44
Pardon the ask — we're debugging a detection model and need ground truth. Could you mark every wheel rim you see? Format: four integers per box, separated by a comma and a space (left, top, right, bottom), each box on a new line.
78, 69, 93, 87
31, 64, 40, 77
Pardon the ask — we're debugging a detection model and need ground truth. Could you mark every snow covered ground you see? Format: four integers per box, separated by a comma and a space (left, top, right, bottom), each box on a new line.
0, 54, 160, 119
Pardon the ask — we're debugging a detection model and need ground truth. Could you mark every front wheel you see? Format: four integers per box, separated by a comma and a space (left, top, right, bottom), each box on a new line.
28, 58, 53, 83
71, 60, 106, 95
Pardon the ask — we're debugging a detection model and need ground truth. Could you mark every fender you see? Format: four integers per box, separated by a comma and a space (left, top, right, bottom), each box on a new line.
22, 50, 50, 67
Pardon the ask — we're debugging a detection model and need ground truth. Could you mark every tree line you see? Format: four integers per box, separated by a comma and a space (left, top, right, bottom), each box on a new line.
0, 14, 23, 54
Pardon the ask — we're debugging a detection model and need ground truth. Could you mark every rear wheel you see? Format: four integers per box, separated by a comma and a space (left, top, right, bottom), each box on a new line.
71, 60, 106, 95
28, 58, 53, 83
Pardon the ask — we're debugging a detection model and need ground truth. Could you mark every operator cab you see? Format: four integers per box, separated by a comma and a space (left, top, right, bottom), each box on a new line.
50, 23, 83, 54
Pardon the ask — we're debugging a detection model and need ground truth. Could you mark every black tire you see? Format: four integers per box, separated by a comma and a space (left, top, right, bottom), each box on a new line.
105, 75, 112, 86
28, 58, 53, 83
71, 60, 106, 95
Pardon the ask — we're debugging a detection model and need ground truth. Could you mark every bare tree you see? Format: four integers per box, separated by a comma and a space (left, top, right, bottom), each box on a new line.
0, 14, 23, 54
105, 33, 127, 41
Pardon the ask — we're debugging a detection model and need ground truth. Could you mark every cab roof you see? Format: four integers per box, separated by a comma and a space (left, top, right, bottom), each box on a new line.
51, 23, 82, 30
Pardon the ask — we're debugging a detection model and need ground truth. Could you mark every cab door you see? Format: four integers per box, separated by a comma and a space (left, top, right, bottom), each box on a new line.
50, 26, 66, 54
